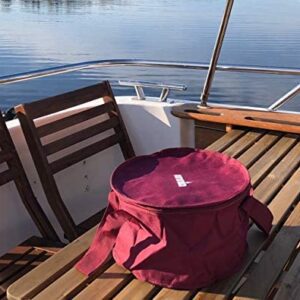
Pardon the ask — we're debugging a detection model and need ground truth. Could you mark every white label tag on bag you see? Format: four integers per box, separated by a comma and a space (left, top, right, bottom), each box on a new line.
174, 174, 190, 187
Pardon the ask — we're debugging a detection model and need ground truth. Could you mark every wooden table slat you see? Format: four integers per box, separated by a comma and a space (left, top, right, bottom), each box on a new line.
237, 132, 282, 168
153, 288, 196, 300
249, 134, 298, 187
223, 130, 264, 158
113, 278, 160, 300
273, 252, 300, 300
233, 201, 300, 300
267, 166, 300, 225
0, 253, 51, 299
73, 263, 132, 300
0, 249, 44, 285
254, 141, 300, 204
193, 289, 229, 300
206, 129, 246, 152
32, 259, 114, 300
7, 227, 97, 300
0, 246, 34, 273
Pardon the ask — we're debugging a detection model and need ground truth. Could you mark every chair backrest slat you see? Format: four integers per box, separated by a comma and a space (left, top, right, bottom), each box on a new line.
50, 132, 123, 174
21, 83, 110, 119
43, 116, 119, 156
0, 169, 14, 185
0, 112, 59, 242
36, 101, 115, 138
15, 81, 135, 241
0, 151, 14, 164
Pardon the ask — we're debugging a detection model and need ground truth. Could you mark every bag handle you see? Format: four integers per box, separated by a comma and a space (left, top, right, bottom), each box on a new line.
75, 203, 139, 275
75, 190, 141, 275
241, 195, 273, 234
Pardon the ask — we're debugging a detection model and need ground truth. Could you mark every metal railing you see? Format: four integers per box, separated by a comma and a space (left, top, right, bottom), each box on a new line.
0, 59, 299, 112
1, 59, 300, 86
200, 0, 234, 107
268, 84, 300, 111
199, 0, 300, 109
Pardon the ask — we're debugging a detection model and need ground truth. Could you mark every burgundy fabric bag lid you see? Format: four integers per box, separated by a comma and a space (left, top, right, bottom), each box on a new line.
111, 148, 250, 209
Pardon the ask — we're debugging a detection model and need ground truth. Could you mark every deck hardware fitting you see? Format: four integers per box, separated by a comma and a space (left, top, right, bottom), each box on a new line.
118, 80, 186, 102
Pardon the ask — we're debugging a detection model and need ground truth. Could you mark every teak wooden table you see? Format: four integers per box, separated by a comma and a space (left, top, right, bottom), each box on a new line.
7, 129, 300, 300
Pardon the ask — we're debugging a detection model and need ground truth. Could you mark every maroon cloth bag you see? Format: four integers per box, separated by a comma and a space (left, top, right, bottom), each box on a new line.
76, 148, 273, 289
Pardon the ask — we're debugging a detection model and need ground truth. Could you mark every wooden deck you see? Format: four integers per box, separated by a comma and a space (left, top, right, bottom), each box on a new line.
7, 129, 300, 300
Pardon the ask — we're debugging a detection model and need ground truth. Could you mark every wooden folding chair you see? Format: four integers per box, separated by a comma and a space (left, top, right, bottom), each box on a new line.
15, 81, 135, 241
0, 111, 63, 298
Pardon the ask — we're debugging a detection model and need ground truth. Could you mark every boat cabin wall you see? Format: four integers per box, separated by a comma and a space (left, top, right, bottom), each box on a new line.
0, 97, 194, 254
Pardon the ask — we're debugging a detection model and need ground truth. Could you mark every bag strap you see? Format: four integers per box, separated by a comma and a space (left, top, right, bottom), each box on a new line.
241, 196, 273, 234
75, 192, 140, 276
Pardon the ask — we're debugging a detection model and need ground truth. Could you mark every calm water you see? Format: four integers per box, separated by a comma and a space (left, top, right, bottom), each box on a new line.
0, 0, 300, 111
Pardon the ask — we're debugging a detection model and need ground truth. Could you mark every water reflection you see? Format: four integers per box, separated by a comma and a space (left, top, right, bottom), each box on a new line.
0, 0, 299, 111
1, 0, 129, 12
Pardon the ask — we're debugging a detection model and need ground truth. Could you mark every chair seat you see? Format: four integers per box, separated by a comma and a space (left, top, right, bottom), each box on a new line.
0, 236, 64, 299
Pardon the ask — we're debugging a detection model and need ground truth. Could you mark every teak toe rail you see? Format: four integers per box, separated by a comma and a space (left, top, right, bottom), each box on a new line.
172, 103, 300, 134
7, 129, 300, 300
